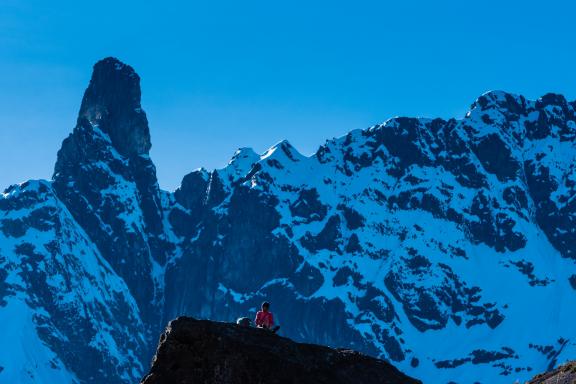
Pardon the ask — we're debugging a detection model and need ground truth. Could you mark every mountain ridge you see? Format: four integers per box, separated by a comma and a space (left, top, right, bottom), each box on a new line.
1, 57, 575, 383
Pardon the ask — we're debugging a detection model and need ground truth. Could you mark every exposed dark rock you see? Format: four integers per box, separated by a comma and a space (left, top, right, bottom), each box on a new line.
525, 158, 576, 259
527, 361, 576, 384
77, 57, 150, 157
218, 188, 297, 291
509, 260, 551, 286
333, 266, 364, 288
385, 259, 503, 332
468, 191, 526, 252
174, 169, 209, 212
434, 348, 516, 370
356, 285, 395, 323
374, 118, 432, 171
338, 204, 365, 230
435, 357, 470, 369
473, 133, 519, 182
470, 348, 516, 364
290, 188, 327, 222
345, 233, 362, 253
140, 317, 420, 384
300, 215, 342, 252
569, 275, 576, 290
291, 262, 324, 296
206, 171, 227, 206
503, 186, 528, 211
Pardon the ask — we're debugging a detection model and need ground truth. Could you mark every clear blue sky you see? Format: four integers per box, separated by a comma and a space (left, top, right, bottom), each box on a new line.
1, 0, 575, 191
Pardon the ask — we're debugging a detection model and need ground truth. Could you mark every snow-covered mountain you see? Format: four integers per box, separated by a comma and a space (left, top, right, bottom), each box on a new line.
1, 57, 575, 384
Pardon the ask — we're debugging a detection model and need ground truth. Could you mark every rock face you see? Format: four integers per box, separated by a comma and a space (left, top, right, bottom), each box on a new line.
0, 58, 162, 384
140, 317, 420, 384
1, 58, 576, 384
53, 58, 169, 345
527, 361, 576, 384
0, 180, 148, 383
77, 56, 151, 156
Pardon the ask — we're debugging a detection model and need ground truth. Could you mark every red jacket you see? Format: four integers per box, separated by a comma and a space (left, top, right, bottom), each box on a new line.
255, 310, 274, 328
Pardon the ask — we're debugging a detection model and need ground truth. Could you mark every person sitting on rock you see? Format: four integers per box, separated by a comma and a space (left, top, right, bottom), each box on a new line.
255, 301, 280, 333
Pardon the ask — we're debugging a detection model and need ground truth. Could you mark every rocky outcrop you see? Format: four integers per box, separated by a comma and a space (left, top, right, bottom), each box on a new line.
77, 57, 151, 157
527, 361, 576, 384
140, 317, 420, 384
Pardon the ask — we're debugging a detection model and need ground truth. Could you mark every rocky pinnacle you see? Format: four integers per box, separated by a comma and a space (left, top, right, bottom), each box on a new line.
78, 56, 151, 157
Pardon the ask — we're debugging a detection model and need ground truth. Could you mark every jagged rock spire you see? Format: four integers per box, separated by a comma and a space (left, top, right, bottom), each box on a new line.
51, 58, 165, 348
78, 57, 151, 157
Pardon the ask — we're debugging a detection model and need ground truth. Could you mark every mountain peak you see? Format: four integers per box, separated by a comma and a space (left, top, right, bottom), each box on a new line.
78, 57, 150, 157
261, 140, 304, 163
536, 92, 569, 109
468, 90, 526, 115
95, 57, 135, 73
229, 147, 259, 165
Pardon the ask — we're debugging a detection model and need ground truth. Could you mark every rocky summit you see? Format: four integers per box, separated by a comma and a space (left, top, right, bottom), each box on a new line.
1, 57, 576, 384
140, 317, 421, 384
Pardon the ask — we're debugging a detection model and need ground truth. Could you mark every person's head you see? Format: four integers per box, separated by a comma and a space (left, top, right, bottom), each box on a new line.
261, 301, 270, 312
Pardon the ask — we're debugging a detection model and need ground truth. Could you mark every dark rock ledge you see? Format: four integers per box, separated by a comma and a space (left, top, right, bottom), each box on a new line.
527, 361, 576, 384
140, 317, 421, 384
